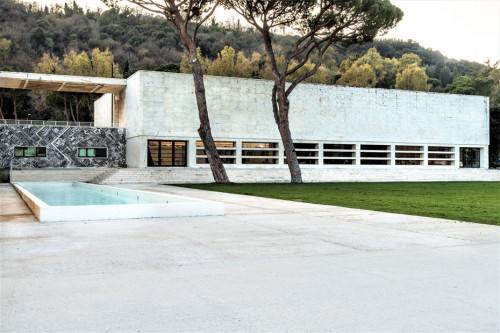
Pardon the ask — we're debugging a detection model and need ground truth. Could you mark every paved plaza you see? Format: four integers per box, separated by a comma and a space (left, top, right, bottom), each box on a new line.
1, 183, 499, 332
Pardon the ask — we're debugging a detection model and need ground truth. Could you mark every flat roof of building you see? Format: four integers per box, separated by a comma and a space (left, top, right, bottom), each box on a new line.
0, 71, 126, 94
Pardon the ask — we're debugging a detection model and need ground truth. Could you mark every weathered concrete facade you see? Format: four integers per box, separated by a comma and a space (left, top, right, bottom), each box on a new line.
0, 125, 126, 169
94, 71, 489, 170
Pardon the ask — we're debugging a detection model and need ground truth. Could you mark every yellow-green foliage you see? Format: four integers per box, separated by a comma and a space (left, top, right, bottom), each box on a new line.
234, 51, 252, 78
34, 53, 62, 74
0, 38, 12, 62
395, 63, 430, 91
207, 46, 236, 76
91, 48, 122, 78
337, 48, 429, 91
337, 63, 377, 87
180, 48, 208, 74
180, 53, 191, 73
179, 45, 335, 84
34, 48, 122, 78
63, 50, 91, 76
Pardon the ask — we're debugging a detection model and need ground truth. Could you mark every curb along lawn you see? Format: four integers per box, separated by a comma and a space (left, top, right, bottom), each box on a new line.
179, 182, 500, 225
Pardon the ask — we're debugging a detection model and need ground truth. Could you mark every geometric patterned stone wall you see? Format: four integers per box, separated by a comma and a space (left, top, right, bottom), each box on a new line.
0, 125, 126, 169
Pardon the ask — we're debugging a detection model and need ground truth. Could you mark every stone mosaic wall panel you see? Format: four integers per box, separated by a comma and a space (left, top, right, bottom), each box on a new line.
0, 125, 126, 168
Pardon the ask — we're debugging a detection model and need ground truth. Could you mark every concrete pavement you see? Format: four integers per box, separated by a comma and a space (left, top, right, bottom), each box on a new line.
1, 183, 499, 332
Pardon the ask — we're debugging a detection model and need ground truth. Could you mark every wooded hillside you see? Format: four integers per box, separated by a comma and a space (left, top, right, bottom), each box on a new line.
0, 0, 489, 83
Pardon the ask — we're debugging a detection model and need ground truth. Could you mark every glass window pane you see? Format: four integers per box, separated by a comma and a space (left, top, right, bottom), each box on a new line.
14, 147, 24, 157
78, 148, 87, 157
87, 148, 96, 157
148, 141, 160, 166
95, 148, 107, 157
174, 142, 186, 166
242, 142, 278, 148
149, 140, 187, 167
24, 147, 36, 157
37, 147, 46, 157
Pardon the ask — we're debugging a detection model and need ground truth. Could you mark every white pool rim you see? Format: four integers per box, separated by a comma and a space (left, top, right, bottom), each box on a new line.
13, 182, 224, 222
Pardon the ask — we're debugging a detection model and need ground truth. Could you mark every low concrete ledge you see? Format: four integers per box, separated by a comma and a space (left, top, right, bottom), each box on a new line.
10, 167, 500, 184
10, 168, 111, 183
99, 167, 500, 184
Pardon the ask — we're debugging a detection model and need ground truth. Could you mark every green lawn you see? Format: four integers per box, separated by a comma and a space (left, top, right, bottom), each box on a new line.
179, 182, 500, 225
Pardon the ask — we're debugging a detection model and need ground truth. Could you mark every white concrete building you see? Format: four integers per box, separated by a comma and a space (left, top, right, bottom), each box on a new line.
95, 71, 489, 173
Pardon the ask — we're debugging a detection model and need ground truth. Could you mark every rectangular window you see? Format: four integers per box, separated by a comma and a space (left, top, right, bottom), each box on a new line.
360, 145, 391, 165
242, 142, 278, 164
395, 145, 422, 151
428, 146, 454, 166
323, 143, 355, 165
395, 145, 424, 166
78, 147, 107, 158
147, 140, 187, 167
286, 143, 319, 165
360, 145, 390, 151
196, 141, 236, 164
428, 146, 454, 152
14, 147, 46, 157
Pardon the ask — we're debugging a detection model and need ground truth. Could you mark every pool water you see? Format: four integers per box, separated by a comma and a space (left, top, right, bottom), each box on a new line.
19, 182, 153, 206
14, 181, 224, 222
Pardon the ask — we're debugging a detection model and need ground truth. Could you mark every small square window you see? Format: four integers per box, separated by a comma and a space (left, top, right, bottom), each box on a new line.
37, 147, 46, 157
25, 147, 36, 157
87, 148, 96, 157
78, 148, 87, 157
95, 148, 107, 157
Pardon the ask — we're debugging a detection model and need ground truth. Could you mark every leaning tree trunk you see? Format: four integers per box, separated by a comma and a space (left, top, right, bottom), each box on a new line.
190, 51, 230, 184
68, 100, 77, 123
74, 94, 84, 123
61, 94, 69, 121
277, 95, 302, 183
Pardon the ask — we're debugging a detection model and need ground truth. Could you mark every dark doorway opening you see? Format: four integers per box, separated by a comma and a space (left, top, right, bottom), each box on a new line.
147, 140, 187, 167
460, 148, 480, 168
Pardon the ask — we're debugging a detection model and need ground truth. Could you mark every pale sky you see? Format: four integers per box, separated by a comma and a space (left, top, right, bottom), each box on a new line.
22, 0, 500, 64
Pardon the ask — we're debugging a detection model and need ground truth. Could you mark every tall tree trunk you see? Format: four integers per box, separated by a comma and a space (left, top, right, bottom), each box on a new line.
12, 94, 18, 122
62, 94, 69, 121
0, 96, 5, 124
277, 95, 302, 183
190, 51, 229, 183
73, 94, 83, 122
262, 30, 303, 183
69, 99, 77, 123
12, 92, 27, 123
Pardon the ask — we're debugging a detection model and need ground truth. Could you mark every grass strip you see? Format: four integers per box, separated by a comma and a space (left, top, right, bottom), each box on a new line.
179, 182, 500, 225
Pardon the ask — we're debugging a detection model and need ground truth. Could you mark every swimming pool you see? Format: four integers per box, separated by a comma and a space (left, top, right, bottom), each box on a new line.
13, 182, 224, 222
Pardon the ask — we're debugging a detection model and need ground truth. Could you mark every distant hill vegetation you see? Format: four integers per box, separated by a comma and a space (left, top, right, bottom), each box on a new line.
0, 0, 488, 85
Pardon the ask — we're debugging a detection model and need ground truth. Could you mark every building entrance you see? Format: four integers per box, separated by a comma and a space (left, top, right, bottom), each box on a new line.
147, 140, 187, 167
460, 148, 480, 168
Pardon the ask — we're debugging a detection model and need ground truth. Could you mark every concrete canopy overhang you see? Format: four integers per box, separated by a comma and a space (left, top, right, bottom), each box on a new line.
0, 71, 126, 94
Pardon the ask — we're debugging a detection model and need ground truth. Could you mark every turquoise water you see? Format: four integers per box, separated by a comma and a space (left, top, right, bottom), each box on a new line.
18, 182, 154, 206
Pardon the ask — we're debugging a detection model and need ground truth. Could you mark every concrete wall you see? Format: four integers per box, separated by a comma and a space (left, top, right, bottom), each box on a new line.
118, 71, 489, 169
10, 168, 109, 182
0, 125, 126, 168
94, 167, 500, 184
94, 93, 113, 127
